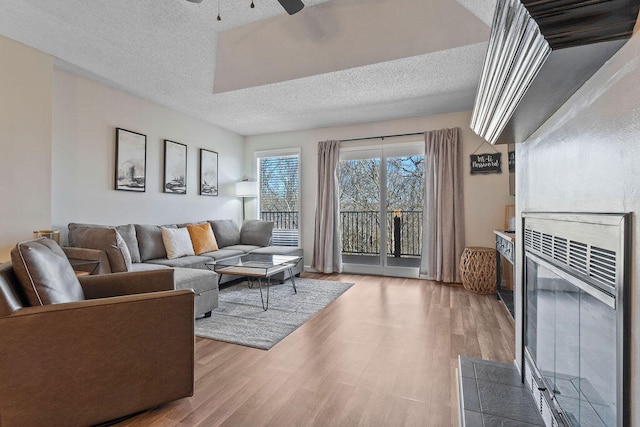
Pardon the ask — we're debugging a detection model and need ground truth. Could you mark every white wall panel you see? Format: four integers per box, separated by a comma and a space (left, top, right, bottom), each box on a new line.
51, 69, 244, 244
0, 36, 52, 261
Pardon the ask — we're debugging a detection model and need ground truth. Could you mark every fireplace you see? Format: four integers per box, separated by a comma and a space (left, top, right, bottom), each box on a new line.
522, 213, 630, 426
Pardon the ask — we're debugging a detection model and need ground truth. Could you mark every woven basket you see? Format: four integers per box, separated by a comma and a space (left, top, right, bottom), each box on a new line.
460, 247, 496, 294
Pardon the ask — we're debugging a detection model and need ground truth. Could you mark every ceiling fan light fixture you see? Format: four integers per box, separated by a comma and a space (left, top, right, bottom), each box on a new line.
277, 0, 304, 15
186, 0, 304, 20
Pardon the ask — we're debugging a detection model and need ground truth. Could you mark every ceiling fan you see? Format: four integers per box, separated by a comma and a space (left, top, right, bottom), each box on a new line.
186, 0, 305, 16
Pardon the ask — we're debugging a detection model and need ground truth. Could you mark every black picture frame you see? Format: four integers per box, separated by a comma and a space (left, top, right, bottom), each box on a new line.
199, 149, 218, 196
163, 140, 187, 195
115, 128, 147, 192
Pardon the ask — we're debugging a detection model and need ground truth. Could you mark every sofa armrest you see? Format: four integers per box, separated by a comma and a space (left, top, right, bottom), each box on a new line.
78, 269, 175, 299
0, 290, 194, 427
62, 246, 112, 274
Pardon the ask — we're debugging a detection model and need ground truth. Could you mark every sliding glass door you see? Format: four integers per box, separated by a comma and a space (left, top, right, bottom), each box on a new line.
339, 143, 424, 277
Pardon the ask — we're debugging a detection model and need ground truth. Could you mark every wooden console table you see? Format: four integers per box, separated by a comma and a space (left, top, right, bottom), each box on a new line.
494, 230, 515, 318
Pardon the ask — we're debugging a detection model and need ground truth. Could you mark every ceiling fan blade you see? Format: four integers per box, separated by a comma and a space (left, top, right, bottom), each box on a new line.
277, 0, 304, 15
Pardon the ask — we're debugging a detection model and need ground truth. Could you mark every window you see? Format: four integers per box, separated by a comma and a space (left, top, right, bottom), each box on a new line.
256, 149, 300, 246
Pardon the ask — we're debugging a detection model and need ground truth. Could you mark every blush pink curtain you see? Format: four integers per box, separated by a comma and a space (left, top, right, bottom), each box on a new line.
312, 140, 343, 273
420, 127, 465, 283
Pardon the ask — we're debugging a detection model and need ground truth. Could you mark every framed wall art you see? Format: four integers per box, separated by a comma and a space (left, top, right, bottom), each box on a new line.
199, 149, 218, 196
115, 128, 147, 192
163, 140, 187, 194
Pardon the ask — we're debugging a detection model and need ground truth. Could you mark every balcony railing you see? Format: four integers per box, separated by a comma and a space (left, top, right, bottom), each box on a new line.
260, 211, 299, 246
260, 210, 423, 256
341, 210, 423, 257
260, 211, 298, 229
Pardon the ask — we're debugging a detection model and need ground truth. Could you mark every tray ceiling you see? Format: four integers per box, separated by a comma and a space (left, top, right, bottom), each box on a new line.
0, 0, 496, 135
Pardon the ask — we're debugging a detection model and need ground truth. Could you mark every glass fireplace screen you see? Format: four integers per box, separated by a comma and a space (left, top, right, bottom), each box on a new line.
526, 254, 617, 426
522, 212, 629, 427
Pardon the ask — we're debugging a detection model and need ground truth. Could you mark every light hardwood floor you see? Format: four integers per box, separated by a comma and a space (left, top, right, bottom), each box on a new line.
121, 273, 515, 426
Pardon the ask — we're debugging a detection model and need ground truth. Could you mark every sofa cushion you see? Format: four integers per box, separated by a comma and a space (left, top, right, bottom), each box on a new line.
175, 222, 206, 228
187, 223, 219, 255
172, 267, 219, 316
161, 227, 195, 259
223, 244, 262, 253
68, 223, 141, 263
240, 220, 274, 246
199, 248, 245, 261
135, 224, 168, 261
129, 263, 171, 272
248, 246, 303, 282
67, 222, 103, 247
10, 238, 85, 306
209, 220, 240, 248
72, 228, 132, 273
250, 245, 303, 256
172, 268, 217, 294
144, 255, 212, 269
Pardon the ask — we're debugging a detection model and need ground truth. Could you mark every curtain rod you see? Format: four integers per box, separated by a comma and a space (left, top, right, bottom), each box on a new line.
339, 132, 424, 143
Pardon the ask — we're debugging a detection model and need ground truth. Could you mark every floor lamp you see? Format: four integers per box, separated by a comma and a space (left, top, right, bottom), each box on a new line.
235, 180, 257, 223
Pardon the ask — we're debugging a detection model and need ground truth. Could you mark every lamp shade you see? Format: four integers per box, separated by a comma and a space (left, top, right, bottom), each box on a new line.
235, 181, 257, 197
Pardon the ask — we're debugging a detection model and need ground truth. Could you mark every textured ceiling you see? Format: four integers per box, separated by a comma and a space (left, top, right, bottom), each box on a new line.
0, 0, 497, 136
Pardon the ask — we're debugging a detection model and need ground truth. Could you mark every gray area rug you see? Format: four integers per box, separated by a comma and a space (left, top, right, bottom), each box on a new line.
194, 278, 353, 350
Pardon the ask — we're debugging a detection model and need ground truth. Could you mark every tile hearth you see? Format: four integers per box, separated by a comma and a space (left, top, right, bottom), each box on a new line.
458, 356, 544, 426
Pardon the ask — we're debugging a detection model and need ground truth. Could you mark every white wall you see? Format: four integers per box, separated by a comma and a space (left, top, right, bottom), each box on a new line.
52, 69, 245, 243
0, 36, 52, 262
515, 26, 640, 423
245, 111, 513, 268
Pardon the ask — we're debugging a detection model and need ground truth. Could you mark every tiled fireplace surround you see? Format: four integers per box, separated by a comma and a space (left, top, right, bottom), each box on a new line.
460, 21, 640, 427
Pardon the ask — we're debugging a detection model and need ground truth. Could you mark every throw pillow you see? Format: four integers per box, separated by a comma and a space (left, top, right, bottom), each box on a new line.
11, 238, 85, 306
187, 222, 219, 255
209, 219, 241, 248
72, 227, 132, 273
240, 220, 274, 246
161, 227, 195, 259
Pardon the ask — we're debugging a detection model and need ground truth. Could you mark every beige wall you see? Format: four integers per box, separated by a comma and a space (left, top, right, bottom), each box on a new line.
51, 69, 245, 243
0, 36, 53, 262
245, 111, 514, 269
0, 34, 246, 261
515, 27, 640, 423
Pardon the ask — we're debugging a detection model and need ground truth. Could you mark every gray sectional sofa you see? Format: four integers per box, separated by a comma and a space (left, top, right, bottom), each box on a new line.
64, 219, 303, 317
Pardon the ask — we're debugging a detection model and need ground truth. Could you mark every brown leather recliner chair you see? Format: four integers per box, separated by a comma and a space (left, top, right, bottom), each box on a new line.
0, 238, 195, 427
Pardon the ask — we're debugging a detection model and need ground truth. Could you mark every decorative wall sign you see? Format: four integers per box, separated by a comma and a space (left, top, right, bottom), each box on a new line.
199, 149, 218, 196
164, 140, 187, 194
470, 153, 502, 175
115, 128, 147, 192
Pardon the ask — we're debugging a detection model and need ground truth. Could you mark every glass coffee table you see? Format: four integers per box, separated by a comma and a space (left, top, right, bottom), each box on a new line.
206, 254, 301, 311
